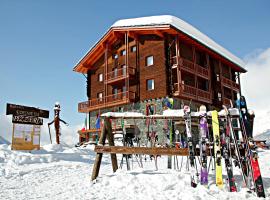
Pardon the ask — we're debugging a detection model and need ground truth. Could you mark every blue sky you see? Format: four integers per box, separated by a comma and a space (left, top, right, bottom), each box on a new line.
0, 0, 270, 128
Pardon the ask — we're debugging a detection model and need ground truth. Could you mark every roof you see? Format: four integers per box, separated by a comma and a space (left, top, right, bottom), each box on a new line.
73, 15, 246, 73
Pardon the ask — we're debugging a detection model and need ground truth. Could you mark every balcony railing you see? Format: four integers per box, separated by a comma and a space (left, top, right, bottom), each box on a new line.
196, 64, 209, 78
197, 88, 211, 102
173, 83, 212, 103
78, 91, 136, 113
106, 67, 136, 84
180, 58, 195, 72
221, 76, 240, 91
177, 58, 209, 79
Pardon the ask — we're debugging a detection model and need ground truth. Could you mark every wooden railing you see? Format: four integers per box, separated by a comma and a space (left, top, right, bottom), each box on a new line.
180, 58, 195, 72
173, 83, 211, 103
177, 58, 209, 78
197, 89, 211, 101
78, 91, 136, 112
180, 83, 197, 98
196, 64, 209, 78
221, 76, 240, 91
106, 67, 136, 83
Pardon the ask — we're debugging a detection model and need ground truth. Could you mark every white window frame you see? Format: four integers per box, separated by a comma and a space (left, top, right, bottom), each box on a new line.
146, 55, 154, 67
147, 79, 155, 91
98, 73, 103, 82
131, 45, 136, 52
120, 49, 126, 56
97, 92, 103, 101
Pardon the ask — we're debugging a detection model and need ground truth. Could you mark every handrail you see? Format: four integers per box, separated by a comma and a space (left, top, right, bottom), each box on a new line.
221, 76, 239, 90
106, 67, 136, 82
180, 58, 195, 71
78, 91, 136, 112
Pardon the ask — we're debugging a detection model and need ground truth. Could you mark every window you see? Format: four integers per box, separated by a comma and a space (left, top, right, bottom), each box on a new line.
122, 86, 126, 97
98, 73, 103, 82
120, 49, 126, 56
218, 92, 222, 101
131, 45, 136, 52
146, 55, 154, 66
97, 92, 103, 101
113, 54, 118, 59
113, 87, 118, 99
122, 65, 126, 75
147, 79, 155, 90
113, 68, 118, 77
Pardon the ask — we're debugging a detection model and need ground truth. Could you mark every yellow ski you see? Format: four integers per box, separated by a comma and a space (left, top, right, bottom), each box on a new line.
212, 110, 223, 188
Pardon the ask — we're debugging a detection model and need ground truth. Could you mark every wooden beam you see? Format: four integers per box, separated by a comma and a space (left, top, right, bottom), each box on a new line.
154, 30, 164, 38
94, 146, 189, 156
91, 117, 118, 181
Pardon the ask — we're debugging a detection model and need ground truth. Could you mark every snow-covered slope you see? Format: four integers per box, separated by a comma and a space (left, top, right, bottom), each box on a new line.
255, 130, 270, 141
1, 143, 270, 199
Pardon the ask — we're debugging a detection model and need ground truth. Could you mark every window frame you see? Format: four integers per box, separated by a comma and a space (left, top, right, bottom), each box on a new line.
145, 55, 154, 67
147, 79, 155, 91
98, 73, 103, 82
120, 49, 126, 56
131, 45, 137, 52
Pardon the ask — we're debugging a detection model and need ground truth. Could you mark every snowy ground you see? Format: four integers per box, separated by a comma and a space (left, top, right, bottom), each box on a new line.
1, 143, 270, 200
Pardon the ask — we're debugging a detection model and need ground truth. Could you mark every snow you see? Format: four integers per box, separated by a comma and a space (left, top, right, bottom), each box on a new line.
101, 111, 144, 118
1, 142, 270, 199
101, 108, 240, 119
112, 15, 245, 69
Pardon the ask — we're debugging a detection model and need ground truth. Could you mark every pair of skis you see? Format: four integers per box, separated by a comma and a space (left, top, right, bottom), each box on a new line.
223, 104, 265, 197
184, 105, 236, 191
183, 105, 210, 188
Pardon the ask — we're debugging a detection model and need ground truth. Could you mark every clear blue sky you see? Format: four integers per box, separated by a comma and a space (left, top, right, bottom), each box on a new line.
0, 0, 270, 126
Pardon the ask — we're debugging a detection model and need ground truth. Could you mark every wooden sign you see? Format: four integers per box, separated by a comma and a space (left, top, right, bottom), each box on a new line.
6, 103, 49, 151
11, 124, 41, 150
6, 103, 49, 118
12, 115, 43, 125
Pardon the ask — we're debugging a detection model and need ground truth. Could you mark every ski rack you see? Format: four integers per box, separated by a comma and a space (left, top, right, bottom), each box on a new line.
91, 108, 241, 180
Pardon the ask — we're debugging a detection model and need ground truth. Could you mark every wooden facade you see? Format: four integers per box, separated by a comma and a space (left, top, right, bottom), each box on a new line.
74, 19, 246, 114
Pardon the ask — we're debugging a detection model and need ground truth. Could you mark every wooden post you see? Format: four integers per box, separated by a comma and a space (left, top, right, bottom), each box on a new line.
106, 117, 118, 172
91, 117, 118, 180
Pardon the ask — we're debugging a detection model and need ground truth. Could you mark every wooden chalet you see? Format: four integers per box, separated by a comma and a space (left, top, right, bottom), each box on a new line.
73, 15, 246, 143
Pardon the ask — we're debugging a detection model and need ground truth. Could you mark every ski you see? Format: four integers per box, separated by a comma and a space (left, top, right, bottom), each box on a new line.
184, 105, 197, 188
237, 97, 265, 198
212, 110, 223, 188
221, 118, 237, 192
199, 105, 208, 186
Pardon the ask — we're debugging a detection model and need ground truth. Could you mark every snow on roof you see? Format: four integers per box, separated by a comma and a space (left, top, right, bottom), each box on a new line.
112, 15, 245, 68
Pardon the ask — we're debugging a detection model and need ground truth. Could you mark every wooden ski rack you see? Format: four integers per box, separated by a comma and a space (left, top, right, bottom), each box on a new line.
94, 145, 189, 156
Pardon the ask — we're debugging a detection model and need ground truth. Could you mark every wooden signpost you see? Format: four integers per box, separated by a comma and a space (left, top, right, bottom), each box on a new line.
6, 103, 49, 150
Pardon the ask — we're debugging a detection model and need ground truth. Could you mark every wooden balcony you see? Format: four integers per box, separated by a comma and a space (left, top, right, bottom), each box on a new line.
197, 88, 211, 103
105, 67, 136, 85
196, 64, 209, 78
173, 83, 212, 104
179, 58, 195, 73
177, 58, 209, 79
221, 76, 240, 91
78, 91, 136, 113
